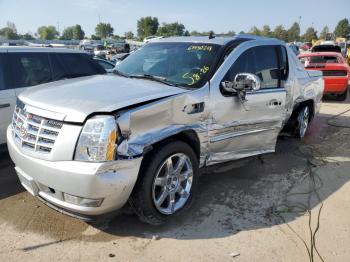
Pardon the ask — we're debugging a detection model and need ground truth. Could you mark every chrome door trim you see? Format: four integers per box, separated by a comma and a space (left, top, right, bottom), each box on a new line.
246, 88, 286, 95
209, 127, 276, 143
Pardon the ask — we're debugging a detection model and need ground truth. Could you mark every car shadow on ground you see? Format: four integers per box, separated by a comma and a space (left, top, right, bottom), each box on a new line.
0, 149, 24, 200
0, 109, 350, 243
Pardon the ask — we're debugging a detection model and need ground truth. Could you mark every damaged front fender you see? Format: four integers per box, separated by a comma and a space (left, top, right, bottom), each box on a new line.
116, 86, 210, 167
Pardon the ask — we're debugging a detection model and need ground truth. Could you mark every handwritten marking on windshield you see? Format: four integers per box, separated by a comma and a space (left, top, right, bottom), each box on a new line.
182, 65, 210, 85
187, 45, 213, 52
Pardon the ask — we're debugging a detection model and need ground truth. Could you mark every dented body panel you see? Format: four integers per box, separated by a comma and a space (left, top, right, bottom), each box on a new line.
7, 35, 324, 217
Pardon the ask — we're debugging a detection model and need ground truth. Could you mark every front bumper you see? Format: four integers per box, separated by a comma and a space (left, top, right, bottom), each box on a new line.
7, 126, 142, 216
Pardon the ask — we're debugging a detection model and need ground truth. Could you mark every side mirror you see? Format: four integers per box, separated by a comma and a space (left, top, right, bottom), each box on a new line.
221, 73, 261, 94
233, 73, 261, 92
221, 73, 261, 105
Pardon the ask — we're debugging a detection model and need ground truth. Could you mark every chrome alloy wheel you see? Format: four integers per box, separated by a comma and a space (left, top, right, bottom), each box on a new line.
298, 106, 309, 138
152, 153, 193, 215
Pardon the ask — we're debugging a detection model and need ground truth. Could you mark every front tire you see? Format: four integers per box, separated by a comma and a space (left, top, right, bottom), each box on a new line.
129, 140, 199, 225
295, 106, 310, 139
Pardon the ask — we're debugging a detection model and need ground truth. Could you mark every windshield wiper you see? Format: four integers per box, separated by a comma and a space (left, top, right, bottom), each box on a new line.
113, 69, 130, 78
129, 74, 178, 87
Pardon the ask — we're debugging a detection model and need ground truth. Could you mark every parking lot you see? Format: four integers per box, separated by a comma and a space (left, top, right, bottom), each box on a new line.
0, 96, 349, 261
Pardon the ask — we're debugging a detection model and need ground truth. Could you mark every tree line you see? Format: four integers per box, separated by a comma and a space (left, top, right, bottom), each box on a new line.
1, 18, 349, 42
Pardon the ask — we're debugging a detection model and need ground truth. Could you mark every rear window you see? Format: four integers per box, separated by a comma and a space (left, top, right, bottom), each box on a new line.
311, 45, 341, 53
57, 53, 106, 78
299, 55, 339, 66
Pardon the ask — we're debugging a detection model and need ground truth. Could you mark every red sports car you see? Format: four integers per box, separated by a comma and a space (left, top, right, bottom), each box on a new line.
298, 52, 350, 101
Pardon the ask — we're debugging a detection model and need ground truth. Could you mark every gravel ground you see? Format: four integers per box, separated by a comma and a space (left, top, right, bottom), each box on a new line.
1, 97, 350, 261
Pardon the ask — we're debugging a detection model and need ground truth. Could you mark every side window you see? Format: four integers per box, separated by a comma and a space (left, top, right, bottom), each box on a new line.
57, 53, 106, 77
49, 53, 68, 81
0, 53, 5, 90
279, 46, 289, 85
253, 46, 279, 89
9, 52, 52, 88
224, 48, 256, 82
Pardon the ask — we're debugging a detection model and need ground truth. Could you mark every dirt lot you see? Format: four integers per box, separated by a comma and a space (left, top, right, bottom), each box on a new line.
1, 97, 350, 262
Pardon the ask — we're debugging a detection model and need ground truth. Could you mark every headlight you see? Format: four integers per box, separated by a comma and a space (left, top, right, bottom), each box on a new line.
74, 115, 117, 162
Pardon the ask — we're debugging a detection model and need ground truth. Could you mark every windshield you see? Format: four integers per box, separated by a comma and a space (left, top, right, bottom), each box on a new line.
115, 42, 221, 88
299, 55, 339, 66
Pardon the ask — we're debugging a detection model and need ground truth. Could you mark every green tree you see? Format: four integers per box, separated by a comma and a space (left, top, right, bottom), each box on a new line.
190, 30, 201, 36
61, 27, 74, 40
137, 16, 159, 39
248, 26, 261, 36
91, 34, 101, 40
6, 21, 17, 33
319, 26, 330, 40
261, 25, 272, 37
334, 18, 350, 38
22, 33, 35, 40
0, 27, 19, 39
124, 31, 134, 39
287, 22, 300, 42
157, 22, 185, 37
302, 27, 318, 42
273, 25, 288, 41
37, 25, 59, 40
183, 30, 190, 36
239, 30, 245, 34
219, 30, 235, 37
226, 30, 236, 36
95, 23, 114, 39
72, 25, 85, 40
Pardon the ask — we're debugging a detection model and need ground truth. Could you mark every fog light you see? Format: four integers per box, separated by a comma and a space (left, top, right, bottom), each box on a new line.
63, 193, 104, 207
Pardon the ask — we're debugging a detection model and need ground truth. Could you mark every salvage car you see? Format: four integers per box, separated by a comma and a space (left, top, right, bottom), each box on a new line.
0, 47, 106, 146
7, 35, 323, 225
299, 52, 350, 100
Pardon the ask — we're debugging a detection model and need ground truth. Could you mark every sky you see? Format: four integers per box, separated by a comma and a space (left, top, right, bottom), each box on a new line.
0, 0, 349, 37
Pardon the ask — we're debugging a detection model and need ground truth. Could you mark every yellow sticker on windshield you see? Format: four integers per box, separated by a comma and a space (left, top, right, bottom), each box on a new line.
182, 65, 210, 85
187, 45, 213, 52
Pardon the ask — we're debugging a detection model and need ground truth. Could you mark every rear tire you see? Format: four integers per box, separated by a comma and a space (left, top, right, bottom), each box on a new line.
295, 106, 310, 139
129, 140, 199, 225
335, 87, 348, 101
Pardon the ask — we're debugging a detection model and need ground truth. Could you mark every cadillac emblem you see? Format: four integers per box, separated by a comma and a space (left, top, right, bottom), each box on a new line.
19, 122, 28, 138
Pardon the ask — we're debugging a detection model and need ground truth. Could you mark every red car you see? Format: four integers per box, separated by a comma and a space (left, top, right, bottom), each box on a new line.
298, 52, 350, 101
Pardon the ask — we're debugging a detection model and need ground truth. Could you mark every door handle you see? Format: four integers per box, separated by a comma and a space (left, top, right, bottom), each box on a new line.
0, 103, 10, 109
268, 99, 282, 107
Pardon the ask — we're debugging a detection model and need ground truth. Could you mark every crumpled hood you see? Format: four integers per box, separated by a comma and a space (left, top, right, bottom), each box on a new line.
19, 75, 188, 123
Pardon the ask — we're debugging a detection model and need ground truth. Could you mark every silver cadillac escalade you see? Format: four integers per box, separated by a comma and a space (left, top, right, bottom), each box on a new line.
7, 35, 324, 225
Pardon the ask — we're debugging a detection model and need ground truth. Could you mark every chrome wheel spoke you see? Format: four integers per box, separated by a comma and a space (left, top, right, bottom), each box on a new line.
154, 176, 167, 186
176, 185, 189, 198
165, 157, 174, 175
169, 192, 176, 213
179, 170, 192, 182
174, 155, 186, 174
155, 190, 168, 207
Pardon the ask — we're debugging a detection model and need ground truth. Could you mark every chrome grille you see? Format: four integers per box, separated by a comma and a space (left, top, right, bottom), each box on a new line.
12, 104, 63, 154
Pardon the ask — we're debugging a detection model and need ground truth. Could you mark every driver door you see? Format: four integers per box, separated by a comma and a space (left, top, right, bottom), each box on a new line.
207, 44, 287, 164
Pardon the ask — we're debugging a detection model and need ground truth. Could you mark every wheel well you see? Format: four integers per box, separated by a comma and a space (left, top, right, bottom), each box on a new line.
283, 99, 315, 132
294, 100, 315, 121
143, 130, 201, 161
